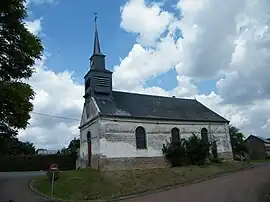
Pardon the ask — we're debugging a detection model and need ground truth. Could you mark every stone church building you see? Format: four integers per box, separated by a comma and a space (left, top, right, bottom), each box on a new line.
77, 20, 233, 170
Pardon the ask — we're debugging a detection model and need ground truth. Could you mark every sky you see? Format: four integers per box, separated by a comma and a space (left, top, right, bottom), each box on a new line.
20, 0, 270, 150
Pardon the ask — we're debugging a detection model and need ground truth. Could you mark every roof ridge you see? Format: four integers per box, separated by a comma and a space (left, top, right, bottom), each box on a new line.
112, 90, 196, 101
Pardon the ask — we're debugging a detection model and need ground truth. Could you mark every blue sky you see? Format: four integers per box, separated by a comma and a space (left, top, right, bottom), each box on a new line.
21, 0, 270, 149
26, 0, 215, 94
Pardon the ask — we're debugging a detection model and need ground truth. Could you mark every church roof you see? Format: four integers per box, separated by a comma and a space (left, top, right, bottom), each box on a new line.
94, 91, 229, 123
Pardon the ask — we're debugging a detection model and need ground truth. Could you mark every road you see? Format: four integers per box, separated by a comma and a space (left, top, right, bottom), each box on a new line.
0, 171, 48, 202
123, 163, 270, 202
0, 164, 270, 202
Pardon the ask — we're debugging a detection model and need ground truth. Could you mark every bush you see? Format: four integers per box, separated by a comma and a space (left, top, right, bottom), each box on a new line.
185, 134, 210, 165
0, 154, 77, 171
162, 139, 187, 167
163, 133, 210, 167
210, 141, 220, 163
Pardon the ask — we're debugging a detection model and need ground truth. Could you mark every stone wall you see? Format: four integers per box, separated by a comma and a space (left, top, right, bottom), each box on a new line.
219, 151, 234, 160
98, 156, 169, 171
99, 117, 232, 158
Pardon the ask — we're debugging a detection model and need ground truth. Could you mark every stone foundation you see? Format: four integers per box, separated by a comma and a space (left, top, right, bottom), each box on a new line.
76, 158, 88, 169
98, 156, 170, 171
87, 152, 233, 171
219, 152, 234, 161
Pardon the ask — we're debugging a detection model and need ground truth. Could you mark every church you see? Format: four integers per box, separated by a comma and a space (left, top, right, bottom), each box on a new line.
77, 19, 233, 171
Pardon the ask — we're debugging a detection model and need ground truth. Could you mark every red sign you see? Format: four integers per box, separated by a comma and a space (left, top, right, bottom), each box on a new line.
49, 164, 58, 171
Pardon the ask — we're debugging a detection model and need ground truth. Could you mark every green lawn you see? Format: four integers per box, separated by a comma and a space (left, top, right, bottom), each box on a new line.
250, 159, 270, 164
33, 161, 249, 201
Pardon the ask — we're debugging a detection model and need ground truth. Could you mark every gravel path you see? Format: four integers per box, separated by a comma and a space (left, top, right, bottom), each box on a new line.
123, 164, 270, 202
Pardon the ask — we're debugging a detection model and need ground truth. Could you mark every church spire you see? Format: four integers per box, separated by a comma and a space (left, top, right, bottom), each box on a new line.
93, 12, 101, 54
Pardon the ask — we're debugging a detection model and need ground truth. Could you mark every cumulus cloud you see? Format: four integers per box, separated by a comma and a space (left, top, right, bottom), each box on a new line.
25, 19, 42, 35
19, 0, 270, 150
114, 0, 270, 138
19, 55, 83, 150
120, 0, 174, 46
25, 0, 56, 7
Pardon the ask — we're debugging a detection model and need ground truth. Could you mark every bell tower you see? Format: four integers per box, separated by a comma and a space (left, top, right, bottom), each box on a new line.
84, 13, 112, 99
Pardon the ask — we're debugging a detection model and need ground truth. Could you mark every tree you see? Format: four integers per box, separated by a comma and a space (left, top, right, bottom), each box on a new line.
229, 125, 247, 155
67, 138, 80, 153
0, 0, 43, 136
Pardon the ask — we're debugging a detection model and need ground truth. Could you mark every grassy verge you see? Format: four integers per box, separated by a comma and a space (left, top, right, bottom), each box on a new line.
250, 159, 270, 164
33, 161, 250, 201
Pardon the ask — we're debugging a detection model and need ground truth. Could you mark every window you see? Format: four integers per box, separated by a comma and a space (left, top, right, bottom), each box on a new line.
171, 127, 180, 143
201, 128, 209, 143
87, 131, 91, 143
135, 126, 147, 149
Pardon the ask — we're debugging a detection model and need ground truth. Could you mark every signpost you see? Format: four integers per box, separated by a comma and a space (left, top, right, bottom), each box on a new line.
49, 164, 58, 199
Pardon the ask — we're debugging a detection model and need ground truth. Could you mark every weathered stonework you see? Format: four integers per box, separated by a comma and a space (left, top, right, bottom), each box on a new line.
219, 152, 234, 160
99, 156, 170, 171
78, 98, 233, 171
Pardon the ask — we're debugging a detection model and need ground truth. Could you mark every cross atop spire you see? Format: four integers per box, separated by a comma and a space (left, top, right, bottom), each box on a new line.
93, 12, 101, 54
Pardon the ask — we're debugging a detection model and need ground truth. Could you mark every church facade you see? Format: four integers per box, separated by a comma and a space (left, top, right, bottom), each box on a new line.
77, 21, 233, 171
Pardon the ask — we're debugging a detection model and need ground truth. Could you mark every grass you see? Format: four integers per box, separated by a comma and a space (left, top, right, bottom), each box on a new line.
250, 159, 270, 164
33, 161, 249, 201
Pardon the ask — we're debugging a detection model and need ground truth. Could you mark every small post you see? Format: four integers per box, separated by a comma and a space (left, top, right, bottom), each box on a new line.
50, 171, 55, 199
49, 164, 58, 200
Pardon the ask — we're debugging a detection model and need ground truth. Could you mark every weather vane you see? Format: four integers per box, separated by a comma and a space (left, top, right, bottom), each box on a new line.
94, 12, 98, 22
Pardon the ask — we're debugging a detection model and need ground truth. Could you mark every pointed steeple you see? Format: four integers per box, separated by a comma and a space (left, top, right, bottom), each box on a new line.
84, 13, 113, 99
93, 13, 101, 54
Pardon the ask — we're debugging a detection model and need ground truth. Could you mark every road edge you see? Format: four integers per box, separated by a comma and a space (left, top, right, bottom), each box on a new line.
29, 164, 254, 202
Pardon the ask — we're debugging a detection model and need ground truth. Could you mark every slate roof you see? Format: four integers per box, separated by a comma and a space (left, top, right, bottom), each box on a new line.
253, 135, 270, 144
94, 91, 229, 123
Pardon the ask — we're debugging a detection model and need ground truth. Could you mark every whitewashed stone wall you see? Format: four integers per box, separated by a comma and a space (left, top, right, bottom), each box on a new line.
78, 97, 101, 168
98, 117, 232, 158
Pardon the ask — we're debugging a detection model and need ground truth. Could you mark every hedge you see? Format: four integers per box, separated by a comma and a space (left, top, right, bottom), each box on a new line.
0, 153, 77, 171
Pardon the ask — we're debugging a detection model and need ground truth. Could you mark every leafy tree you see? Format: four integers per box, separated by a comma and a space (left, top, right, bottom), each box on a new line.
0, 134, 35, 156
0, 0, 43, 136
229, 125, 247, 155
67, 138, 80, 153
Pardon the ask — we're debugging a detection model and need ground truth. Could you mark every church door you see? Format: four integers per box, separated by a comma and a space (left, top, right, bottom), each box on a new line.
87, 131, 92, 167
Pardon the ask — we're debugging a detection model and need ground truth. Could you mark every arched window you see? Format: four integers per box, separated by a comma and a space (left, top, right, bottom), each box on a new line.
201, 128, 209, 143
135, 126, 147, 149
87, 131, 91, 143
171, 127, 180, 143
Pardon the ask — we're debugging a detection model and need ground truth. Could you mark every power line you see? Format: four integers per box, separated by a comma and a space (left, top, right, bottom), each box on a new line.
30, 111, 80, 121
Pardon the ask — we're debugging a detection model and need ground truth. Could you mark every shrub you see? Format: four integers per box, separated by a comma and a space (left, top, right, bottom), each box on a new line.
162, 139, 187, 167
0, 154, 76, 171
185, 134, 210, 165
163, 133, 210, 167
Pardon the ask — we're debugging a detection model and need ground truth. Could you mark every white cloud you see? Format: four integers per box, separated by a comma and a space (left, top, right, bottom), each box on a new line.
114, 0, 270, 138
25, 0, 56, 7
19, 55, 83, 150
19, 0, 270, 150
120, 0, 174, 46
25, 19, 42, 35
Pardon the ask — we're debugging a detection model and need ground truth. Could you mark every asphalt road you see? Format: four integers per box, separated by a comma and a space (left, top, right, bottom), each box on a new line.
123, 163, 270, 202
1, 164, 270, 202
0, 171, 48, 202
